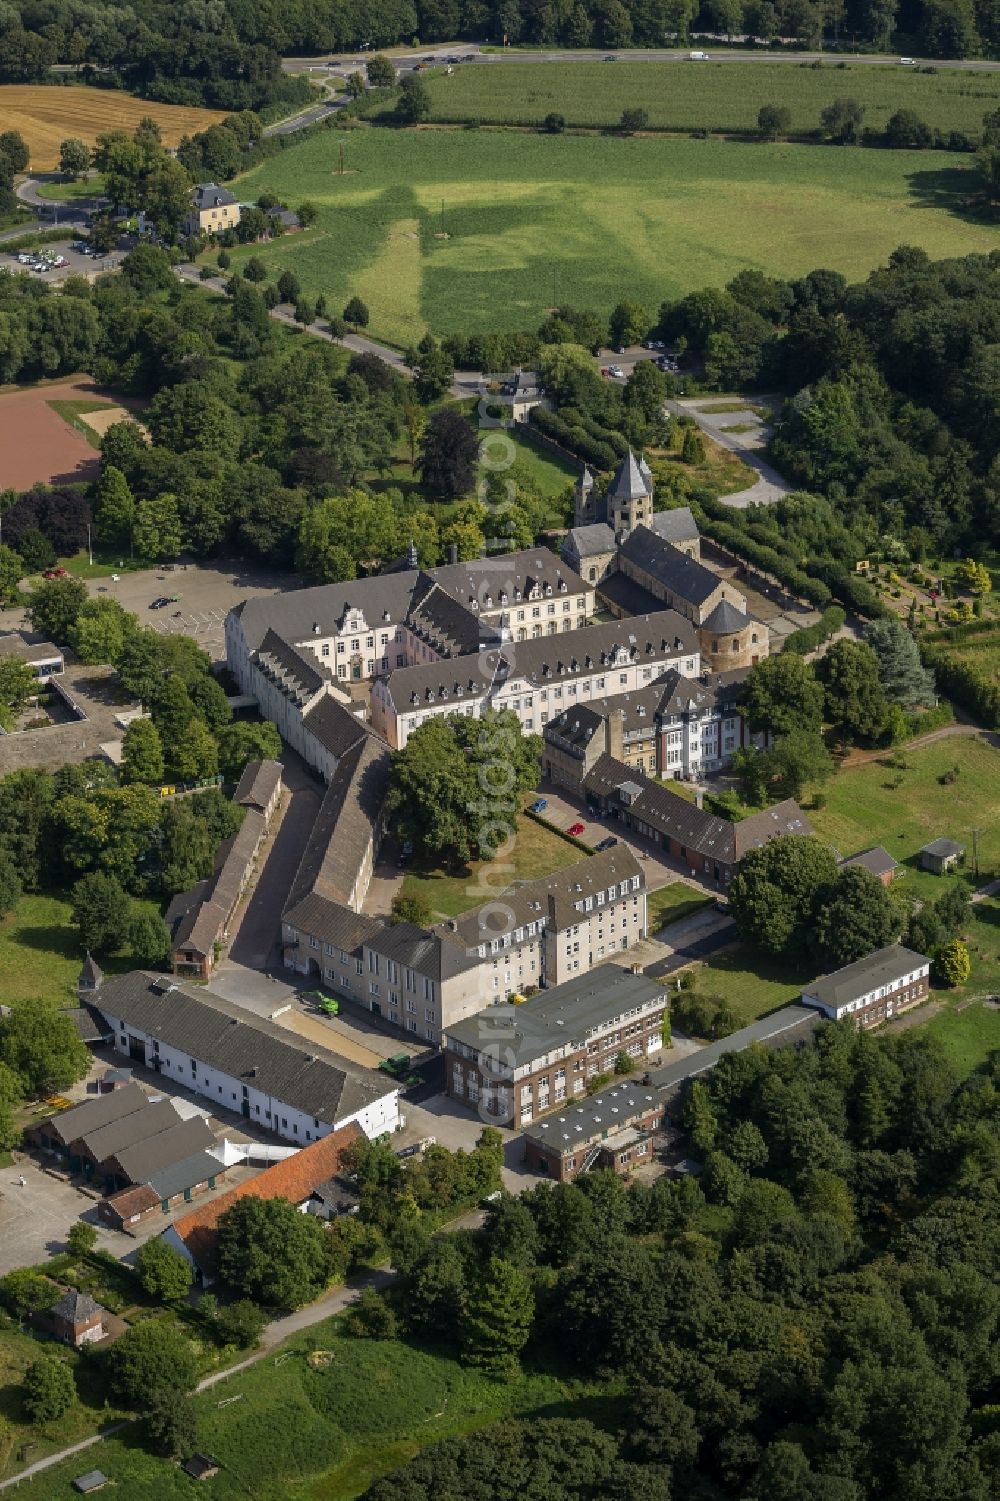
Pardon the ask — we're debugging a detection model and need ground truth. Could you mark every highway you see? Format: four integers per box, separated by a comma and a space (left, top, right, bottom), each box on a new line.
282, 43, 1000, 76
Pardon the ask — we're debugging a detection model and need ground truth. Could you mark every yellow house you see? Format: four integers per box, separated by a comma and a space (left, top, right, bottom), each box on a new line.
186, 183, 241, 237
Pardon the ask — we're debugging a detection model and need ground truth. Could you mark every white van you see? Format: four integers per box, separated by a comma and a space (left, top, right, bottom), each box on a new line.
689, 50, 708, 59
899, 55, 915, 64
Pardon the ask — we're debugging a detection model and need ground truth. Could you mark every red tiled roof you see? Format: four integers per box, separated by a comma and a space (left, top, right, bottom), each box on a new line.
103, 1183, 160, 1221
169, 1123, 363, 1270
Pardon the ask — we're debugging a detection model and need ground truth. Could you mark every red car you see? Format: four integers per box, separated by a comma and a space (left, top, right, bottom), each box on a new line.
568, 822, 586, 837
42, 567, 67, 579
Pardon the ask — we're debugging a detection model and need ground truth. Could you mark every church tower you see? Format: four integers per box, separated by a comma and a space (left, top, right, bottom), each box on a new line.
573, 466, 599, 526
607, 450, 653, 539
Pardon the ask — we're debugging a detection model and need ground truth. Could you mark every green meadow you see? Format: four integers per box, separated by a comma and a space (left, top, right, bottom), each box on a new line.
412, 59, 1000, 134
227, 127, 995, 346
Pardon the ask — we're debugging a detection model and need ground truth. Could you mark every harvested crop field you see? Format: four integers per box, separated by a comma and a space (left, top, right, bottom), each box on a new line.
0, 376, 119, 488
0, 86, 223, 170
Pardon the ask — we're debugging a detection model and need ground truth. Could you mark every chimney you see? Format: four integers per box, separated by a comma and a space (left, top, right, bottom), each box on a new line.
606, 707, 625, 762
448, 542, 459, 565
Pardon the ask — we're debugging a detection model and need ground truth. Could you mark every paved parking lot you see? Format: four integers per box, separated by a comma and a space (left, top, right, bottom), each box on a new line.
5, 238, 124, 283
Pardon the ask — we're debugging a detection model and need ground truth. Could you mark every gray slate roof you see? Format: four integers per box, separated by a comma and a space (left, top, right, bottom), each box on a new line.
381, 610, 699, 711
366, 919, 480, 983
282, 892, 383, 955
802, 944, 930, 1012
45, 1083, 150, 1146
233, 759, 282, 812
608, 450, 653, 503
841, 846, 897, 877
446, 964, 666, 1067
522, 1078, 660, 1150
702, 598, 753, 635
563, 523, 615, 559
921, 837, 965, 859
51, 1290, 103, 1324
301, 695, 371, 761
284, 736, 390, 912
647, 507, 699, 545
407, 578, 499, 658
112, 1117, 217, 1184
193, 183, 236, 209
233, 574, 420, 654
93, 972, 394, 1126
619, 527, 724, 607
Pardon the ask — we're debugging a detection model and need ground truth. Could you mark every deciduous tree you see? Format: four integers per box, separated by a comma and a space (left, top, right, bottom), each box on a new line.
136, 1239, 194, 1301
810, 866, 904, 969
22, 1357, 74, 1423
727, 834, 838, 958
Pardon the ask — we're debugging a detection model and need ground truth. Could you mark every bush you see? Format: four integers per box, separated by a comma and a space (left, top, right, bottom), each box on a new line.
67, 1222, 97, 1258
934, 938, 971, 988
543, 113, 566, 133
672, 991, 739, 1041
782, 605, 846, 655
345, 1286, 399, 1339
214, 1298, 267, 1349
22, 1357, 75, 1423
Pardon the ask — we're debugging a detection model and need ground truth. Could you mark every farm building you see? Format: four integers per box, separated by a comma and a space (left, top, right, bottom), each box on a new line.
920, 837, 965, 874
839, 846, 898, 885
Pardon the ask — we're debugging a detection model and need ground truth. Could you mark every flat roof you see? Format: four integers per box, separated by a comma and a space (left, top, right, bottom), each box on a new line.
523, 1079, 660, 1148
646, 1004, 821, 1093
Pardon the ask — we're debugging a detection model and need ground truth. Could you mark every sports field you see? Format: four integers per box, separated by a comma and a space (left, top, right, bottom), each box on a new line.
0, 85, 222, 170
413, 60, 1000, 134
228, 127, 996, 345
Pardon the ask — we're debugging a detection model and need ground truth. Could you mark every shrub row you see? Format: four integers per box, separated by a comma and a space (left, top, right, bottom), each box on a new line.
781, 605, 846, 655
529, 405, 623, 471
919, 644, 1000, 729
693, 501, 833, 609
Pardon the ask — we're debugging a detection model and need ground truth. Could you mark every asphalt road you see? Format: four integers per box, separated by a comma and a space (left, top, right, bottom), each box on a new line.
645, 920, 738, 979
283, 43, 1000, 75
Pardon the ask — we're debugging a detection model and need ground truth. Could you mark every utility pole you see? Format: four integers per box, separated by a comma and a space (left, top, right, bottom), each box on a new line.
972, 827, 983, 881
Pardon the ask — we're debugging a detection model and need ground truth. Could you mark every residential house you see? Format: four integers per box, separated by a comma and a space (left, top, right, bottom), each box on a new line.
444, 964, 669, 1126
801, 944, 931, 1028
501, 368, 549, 423
185, 183, 240, 237
87, 970, 400, 1144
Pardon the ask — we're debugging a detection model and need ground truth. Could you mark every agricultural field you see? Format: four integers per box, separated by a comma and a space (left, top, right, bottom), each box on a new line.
0, 85, 222, 171
409, 60, 1000, 135
807, 734, 1000, 902
227, 128, 995, 346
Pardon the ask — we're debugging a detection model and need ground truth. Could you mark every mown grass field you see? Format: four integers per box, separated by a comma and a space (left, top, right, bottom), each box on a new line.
228, 128, 995, 345
14, 1327, 611, 1500
411, 60, 1000, 134
0, 85, 222, 170
807, 735, 1000, 902
647, 881, 714, 931
690, 943, 808, 1026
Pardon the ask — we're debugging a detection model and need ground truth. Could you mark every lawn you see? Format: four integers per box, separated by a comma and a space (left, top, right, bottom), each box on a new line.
400, 812, 584, 919
924, 996, 1000, 1077
0, 894, 86, 1005
807, 735, 1000, 903
410, 59, 1000, 135
689, 942, 808, 1026
225, 127, 995, 346
33, 176, 104, 203
647, 881, 714, 932
0, 85, 221, 170
14, 1326, 611, 1501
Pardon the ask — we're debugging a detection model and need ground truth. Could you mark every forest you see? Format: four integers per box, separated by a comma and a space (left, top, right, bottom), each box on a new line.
351, 1021, 1000, 1500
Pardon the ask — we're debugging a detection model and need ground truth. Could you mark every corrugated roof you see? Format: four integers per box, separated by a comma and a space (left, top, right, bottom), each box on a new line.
44, 1083, 150, 1147
92, 972, 395, 1126
170, 1123, 362, 1270
111, 1116, 217, 1185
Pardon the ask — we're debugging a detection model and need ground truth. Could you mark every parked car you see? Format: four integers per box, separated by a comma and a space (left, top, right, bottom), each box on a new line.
530, 797, 548, 813
149, 596, 170, 609
609, 365, 625, 378
600, 366, 611, 377
42, 566, 68, 579
604, 54, 618, 60
595, 836, 619, 852
568, 822, 586, 837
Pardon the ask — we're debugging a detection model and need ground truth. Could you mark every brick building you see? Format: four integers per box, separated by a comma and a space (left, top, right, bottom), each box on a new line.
521, 1079, 664, 1180
801, 944, 930, 1028
443, 964, 668, 1128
